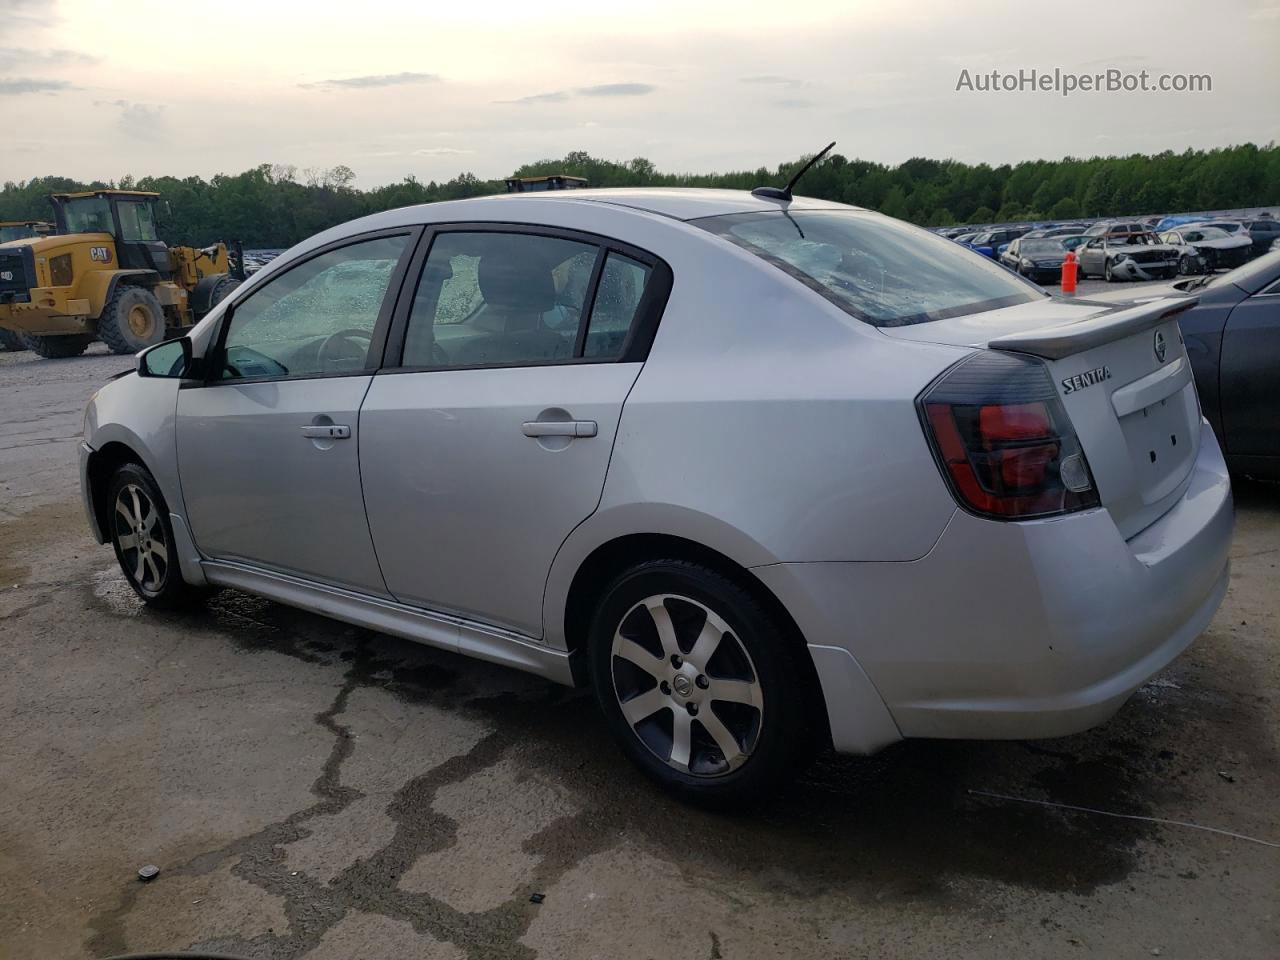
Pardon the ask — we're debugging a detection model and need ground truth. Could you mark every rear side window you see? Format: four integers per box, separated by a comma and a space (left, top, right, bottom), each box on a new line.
402, 231, 597, 368
400, 231, 667, 368
694, 210, 1042, 327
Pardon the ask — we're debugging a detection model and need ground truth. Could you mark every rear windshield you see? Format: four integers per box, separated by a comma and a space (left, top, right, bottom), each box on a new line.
694, 210, 1043, 327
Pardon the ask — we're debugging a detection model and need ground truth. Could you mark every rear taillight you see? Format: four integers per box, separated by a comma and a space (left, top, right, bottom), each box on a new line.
919, 351, 1100, 520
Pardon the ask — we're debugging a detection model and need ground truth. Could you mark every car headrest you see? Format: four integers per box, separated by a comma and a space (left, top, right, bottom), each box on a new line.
478, 250, 556, 312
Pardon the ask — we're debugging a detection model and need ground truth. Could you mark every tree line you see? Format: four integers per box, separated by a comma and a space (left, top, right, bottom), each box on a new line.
1, 143, 1275, 249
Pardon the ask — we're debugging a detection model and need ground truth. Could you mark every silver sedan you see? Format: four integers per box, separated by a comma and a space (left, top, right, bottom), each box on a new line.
81, 189, 1232, 803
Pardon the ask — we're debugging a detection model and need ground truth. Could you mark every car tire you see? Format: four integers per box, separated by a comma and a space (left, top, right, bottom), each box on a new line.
106, 462, 204, 610
586, 559, 815, 806
1178, 255, 1192, 275
98, 285, 167, 355
0, 328, 25, 352
1104, 260, 1116, 282
19, 332, 93, 359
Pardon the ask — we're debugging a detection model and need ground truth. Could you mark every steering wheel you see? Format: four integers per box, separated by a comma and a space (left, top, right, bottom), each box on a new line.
317, 328, 373, 368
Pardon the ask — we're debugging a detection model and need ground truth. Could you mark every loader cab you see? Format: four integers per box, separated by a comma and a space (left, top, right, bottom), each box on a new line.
0, 221, 52, 244
49, 190, 173, 274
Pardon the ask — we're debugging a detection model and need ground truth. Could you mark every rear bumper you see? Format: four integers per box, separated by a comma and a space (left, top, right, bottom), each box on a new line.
757, 420, 1233, 747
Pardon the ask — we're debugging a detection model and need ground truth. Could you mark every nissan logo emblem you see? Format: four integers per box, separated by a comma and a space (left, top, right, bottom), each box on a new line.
1153, 329, 1167, 363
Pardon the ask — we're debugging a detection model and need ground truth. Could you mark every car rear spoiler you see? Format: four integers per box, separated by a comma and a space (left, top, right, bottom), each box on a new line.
987, 296, 1200, 360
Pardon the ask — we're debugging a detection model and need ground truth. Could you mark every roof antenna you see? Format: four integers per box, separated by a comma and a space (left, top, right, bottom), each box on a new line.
752, 141, 836, 202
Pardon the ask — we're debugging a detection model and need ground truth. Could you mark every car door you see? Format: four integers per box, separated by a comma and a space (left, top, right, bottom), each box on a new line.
1080, 238, 1104, 274
359, 225, 671, 636
176, 229, 417, 594
1219, 276, 1280, 461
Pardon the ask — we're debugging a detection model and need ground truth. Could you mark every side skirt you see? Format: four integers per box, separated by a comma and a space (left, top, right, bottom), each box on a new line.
201, 559, 579, 686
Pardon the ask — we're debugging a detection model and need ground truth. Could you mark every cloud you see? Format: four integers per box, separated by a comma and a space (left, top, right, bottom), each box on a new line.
0, 47, 96, 68
775, 98, 816, 109
0, 77, 74, 94
495, 84, 654, 104
495, 90, 571, 104
97, 99, 168, 141
300, 71, 440, 90
741, 75, 802, 87
412, 146, 472, 156
0, 0, 50, 33
1247, 4, 1280, 19
575, 82, 655, 97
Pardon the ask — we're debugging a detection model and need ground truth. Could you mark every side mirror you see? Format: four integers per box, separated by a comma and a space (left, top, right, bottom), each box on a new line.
138, 337, 193, 379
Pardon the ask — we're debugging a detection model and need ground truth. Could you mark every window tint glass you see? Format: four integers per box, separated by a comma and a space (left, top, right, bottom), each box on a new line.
403, 232, 598, 368
584, 252, 652, 358
219, 234, 408, 380
63, 197, 113, 234
695, 210, 1042, 327
118, 202, 158, 242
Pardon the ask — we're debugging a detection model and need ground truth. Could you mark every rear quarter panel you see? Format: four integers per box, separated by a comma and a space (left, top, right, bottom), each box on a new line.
542, 229, 965, 648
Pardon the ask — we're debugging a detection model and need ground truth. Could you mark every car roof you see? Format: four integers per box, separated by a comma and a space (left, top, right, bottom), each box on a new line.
470, 187, 855, 221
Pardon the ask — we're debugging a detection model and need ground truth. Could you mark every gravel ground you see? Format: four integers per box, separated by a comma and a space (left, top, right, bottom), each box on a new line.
0, 323, 1277, 960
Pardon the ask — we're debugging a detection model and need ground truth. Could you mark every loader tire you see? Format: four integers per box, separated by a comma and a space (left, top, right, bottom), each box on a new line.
20, 333, 93, 359
99, 285, 166, 355
199, 274, 241, 320
0, 328, 25, 352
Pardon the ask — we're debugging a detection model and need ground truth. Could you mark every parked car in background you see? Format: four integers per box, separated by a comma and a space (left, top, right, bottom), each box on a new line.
1160, 227, 1252, 272
965, 226, 1029, 258
1085, 220, 1149, 239
77, 188, 1232, 802
1155, 232, 1210, 275
1088, 251, 1280, 479
1034, 225, 1089, 239
1241, 218, 1280, 259
952, 231, 980, 244
1000, 237, 1069, 283
1077, 231, 1181, 281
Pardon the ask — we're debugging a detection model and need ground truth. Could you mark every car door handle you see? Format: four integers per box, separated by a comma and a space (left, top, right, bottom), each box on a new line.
300, 424, 351, 439
521, 420, 597, 438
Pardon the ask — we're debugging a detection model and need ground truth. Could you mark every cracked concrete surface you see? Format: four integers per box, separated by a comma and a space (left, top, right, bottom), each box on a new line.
1, 346, 1277, 959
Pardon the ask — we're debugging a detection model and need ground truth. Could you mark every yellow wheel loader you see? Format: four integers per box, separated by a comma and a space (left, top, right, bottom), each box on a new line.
0, 190, 241, 359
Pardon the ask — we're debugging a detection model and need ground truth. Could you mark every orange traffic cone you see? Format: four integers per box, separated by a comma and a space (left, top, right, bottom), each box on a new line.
1061, 251, 1078, 296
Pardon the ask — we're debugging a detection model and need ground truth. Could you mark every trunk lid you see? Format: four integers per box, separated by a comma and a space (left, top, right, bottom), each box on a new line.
886, 296, 1203, 539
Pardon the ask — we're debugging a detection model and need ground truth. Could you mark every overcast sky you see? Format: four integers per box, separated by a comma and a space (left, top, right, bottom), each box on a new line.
1, 0, 1277, 187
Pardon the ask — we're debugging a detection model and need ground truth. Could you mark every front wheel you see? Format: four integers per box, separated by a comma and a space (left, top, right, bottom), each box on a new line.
1179, 255, 1192, 275
1104, 260, 1116, 282
587, 560, 815, 805
0, 329, 24, 352
98, 286, 167, 355
106, 462, 203, 609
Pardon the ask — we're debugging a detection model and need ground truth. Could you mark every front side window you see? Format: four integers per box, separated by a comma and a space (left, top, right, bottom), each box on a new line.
117, 201, 159, 242
402, 231, 598, 368
695, 210, 1043, 328
219, 233, 409, 380
62, 197, 113, 234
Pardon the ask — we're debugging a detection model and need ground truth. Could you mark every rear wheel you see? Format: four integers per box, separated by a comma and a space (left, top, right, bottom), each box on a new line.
106, 462, 203, 609
20, 333, 92, 359
98, 285, 166, 355
1179, 255, 1191, 275
0, 328, 25, 352
1104, 260, 1116, 282
587, 560, 815, 805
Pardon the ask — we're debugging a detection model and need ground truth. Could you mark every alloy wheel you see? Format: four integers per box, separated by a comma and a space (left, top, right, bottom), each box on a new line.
610, 594, 764, 778
113, 483, 168, 594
